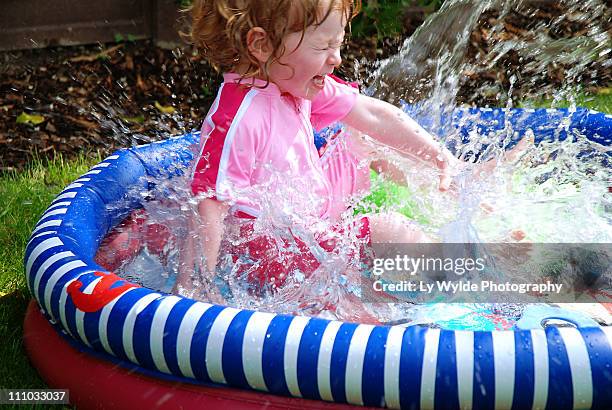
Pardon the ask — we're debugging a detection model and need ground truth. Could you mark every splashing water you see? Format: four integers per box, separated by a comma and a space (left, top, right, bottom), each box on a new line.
102, 0, 612, 329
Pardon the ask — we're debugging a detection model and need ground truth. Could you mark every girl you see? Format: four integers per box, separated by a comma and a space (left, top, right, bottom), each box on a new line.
174, 0, 524, 315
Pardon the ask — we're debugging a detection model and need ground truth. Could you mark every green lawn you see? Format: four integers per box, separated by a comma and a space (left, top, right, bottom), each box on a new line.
525, 88, 612, 113
0, 154, 99, 393
1, 92, 610, 395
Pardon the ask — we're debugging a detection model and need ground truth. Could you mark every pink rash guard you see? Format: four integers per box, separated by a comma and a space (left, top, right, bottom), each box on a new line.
191, 72, 370, 222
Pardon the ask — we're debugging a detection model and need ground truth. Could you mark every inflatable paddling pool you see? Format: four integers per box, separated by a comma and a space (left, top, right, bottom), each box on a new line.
24, 107, 612, 409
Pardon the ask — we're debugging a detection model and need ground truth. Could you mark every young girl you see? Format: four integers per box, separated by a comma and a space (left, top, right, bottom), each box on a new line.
173, 0, 523, 315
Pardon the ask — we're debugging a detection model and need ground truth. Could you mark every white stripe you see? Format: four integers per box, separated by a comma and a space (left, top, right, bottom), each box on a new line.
531, 330, 549, 410
74, 277, 102, 348
603, 327, 612, 349
216, 89, 258, 199
98, 288, 138, 356
233, 204, 261, 218
52, 191, 77, 203
205, 307, 241, 384
45, 261, 88, 319
123, 293, 161, 365
455, 331, 474, 410
318, 321, 343, 402
176, 302, 213, 378
242, 312, 276, 391
420, 329, 440, 410
106, 154, 119, 160
205, 91, 222, 130
150, 295, 182, 374
558, 328, 593, 410
284, 316, 310, 397
73, 178, 91, 183
493, 331, 515, 410
32, 219, 62, 235
345, 325, 375, 405
91, 162, 111, 169
75, 309, 90, 345
45, 201, 71, 212
26, 230, 57, 248
32, 251, 74, 299
59, 277, 80, 339
25, 237, 64, 286
191, 83, 224, 183
83, 169, 102, 176
63, 182, 83, 191
383, 326, 405, 409
41, 207, 67, 219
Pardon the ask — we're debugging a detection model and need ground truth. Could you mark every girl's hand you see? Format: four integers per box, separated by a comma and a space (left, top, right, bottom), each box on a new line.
436, 150, 462, 192
438, 134, 535, 192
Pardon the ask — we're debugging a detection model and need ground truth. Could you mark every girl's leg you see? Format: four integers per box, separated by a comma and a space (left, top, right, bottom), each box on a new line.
174, 211, 197, 295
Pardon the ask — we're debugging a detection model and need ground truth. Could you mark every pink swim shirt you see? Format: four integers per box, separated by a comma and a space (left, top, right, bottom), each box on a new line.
191, 73, 370, 221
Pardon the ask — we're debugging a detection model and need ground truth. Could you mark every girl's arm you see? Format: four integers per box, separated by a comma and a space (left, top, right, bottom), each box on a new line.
197, 198, 229, 273
175, 198, 229, 293
342, 94, 459, 190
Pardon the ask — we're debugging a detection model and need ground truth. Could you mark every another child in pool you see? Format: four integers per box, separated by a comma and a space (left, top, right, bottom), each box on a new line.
174, 0, 524, 315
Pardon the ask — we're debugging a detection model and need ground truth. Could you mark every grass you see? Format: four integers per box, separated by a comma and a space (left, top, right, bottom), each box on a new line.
523, 88, 612, 113
569, 91, 612, 113
0, 154, 99, 392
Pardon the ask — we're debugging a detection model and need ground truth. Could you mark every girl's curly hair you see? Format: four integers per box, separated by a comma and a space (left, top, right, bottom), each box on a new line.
187, 0, 361, 83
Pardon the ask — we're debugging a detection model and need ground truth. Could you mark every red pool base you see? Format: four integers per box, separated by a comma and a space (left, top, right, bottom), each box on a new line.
23, 301, 369, 410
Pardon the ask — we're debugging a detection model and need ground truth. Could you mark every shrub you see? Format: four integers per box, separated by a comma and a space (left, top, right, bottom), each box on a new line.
175, 0, 445, 41
350, 0, 444, 40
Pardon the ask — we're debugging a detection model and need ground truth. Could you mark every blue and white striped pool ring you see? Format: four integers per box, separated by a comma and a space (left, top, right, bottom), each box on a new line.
400, 105, 612, 159
25, 108, 612, 409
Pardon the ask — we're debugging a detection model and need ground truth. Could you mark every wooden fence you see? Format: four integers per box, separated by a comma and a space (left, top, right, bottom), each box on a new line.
0, 0, 183, 51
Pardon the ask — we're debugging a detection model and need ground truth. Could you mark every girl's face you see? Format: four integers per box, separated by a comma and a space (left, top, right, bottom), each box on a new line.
268, 8, 347, 100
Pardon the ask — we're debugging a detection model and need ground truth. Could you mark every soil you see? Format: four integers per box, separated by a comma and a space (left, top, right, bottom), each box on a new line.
1, 1, 610, 171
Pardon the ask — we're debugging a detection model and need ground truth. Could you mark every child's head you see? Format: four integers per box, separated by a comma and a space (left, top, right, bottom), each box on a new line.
189, 0, 361, 99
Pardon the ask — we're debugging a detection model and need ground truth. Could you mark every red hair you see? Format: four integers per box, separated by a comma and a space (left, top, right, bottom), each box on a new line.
188, 0, 361, 82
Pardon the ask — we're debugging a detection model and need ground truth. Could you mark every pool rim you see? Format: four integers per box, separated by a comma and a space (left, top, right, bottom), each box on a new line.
24, 107, 612, 409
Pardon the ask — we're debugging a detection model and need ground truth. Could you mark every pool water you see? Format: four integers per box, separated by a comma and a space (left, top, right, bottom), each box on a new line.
99, 145, 611, 330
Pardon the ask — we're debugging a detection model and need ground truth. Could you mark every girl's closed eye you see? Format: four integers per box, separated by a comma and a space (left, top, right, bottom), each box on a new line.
315, 42, 343, 51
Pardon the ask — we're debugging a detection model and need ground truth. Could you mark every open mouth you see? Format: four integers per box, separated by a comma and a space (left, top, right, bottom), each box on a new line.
312, 75, 325, 88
